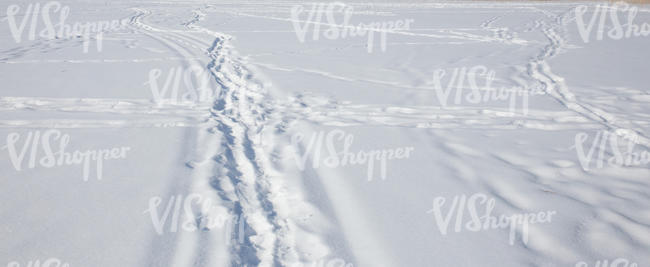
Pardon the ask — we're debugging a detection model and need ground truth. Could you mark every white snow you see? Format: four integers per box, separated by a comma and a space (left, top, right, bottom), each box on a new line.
1, 0, 649, 266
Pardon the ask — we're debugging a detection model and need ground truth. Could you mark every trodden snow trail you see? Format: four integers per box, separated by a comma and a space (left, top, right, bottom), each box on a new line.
527, 8, 650, 148
128, 6, 317, 266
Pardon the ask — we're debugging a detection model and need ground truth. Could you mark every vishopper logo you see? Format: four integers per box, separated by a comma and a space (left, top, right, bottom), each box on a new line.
575, 258, 639, 267
574, 1, 650, 43
145, 65, 219, 105
7, 258, 69, 267
290, 2, 414, 53
571, 129, 649, 171
432, 65, 543, 115
290, 129, 414, 181
144, 194, 246, 244
290, 257, 353, 267
2, 129, 131, 181
3, 1, 129, 53
426, 193, 556, 246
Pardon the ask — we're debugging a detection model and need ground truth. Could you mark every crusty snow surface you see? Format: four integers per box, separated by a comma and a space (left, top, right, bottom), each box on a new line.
1, 1, 649, 267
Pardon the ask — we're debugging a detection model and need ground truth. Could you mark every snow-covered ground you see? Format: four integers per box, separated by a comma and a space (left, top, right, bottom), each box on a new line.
1, 0, 649, 266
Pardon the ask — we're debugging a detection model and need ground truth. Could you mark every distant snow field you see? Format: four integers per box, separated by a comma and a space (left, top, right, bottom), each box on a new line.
1, 0, 649, 266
